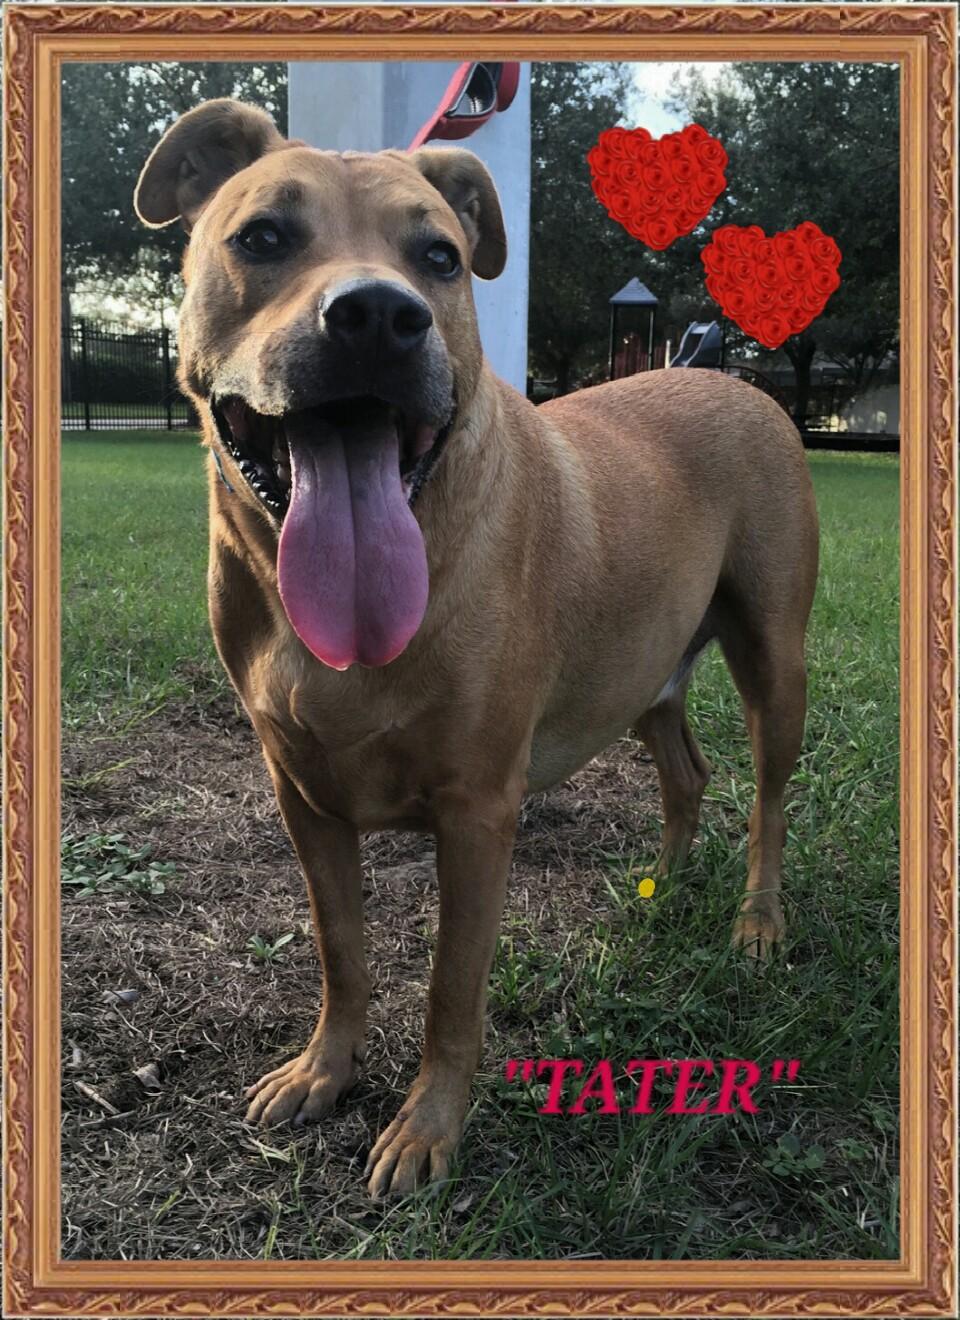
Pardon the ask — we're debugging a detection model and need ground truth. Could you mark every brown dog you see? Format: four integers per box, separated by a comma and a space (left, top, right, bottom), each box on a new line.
135, 100, 818, 1198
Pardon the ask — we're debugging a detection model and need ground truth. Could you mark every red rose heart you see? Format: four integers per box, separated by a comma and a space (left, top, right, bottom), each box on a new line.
587, 124, 728, 250
701, 222, 842, 348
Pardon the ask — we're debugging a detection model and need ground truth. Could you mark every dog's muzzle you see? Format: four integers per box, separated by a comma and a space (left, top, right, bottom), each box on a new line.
210, 391, 455, 674
212, 393, 454, 518
206, 276, 457, 673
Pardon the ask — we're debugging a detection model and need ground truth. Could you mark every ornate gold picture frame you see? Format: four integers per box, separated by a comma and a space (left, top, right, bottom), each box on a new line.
3, 3, 956, 1314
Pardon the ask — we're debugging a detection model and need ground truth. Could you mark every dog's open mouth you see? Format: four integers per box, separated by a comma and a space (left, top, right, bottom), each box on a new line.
210, 395, 453, 672
212, 395, 452, 518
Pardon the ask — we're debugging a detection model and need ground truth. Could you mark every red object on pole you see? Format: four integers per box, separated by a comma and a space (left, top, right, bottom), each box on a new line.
407, 62, 521, 150
406, 0, 520, 151
407, 63, 474, 149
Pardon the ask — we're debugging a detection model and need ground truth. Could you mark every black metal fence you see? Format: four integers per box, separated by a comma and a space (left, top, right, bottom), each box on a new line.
42, 317, 902, 449
61, 319, 197, 430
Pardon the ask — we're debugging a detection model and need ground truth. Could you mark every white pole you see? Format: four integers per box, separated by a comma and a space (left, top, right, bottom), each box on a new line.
288, 61, 531, 394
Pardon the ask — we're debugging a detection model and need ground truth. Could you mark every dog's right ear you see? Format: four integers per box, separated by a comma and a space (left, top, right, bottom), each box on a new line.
134, 99, 284, 232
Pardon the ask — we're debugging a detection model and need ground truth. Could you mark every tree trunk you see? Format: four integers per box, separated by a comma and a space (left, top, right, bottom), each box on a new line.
787, 337, 816, 430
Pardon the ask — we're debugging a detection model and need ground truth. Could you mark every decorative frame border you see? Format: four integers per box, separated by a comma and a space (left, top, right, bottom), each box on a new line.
2, 4, 956, 1316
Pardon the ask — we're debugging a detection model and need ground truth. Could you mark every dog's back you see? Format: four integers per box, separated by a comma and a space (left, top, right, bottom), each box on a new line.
537, 367, 818, 618
540, 369, 810, 507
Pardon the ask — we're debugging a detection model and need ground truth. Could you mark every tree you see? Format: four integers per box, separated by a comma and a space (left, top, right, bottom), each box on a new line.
528, 62, 645, 393
660, 61, 899, 426
61, 62, 287, 324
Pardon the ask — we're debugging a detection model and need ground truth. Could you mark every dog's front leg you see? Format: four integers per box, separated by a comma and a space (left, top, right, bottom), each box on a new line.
365, 791, 518, 1199
245, 760, 370, 1128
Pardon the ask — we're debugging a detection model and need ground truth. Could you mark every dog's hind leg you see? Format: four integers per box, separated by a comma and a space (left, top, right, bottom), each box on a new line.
244, 759, 370, 1127
634, 679, 711, 876
715, 603, 810, 961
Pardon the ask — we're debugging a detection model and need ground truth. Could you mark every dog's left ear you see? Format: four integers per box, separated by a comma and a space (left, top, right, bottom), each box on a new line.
406, 148, 507, 279
135, 99, 285, 232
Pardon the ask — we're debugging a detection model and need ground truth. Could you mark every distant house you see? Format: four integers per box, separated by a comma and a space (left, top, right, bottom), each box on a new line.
726, 351, 899, 436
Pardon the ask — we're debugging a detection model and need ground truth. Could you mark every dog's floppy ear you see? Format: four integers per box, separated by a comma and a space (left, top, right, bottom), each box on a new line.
135, 99, 284, 232
406, 148, 507, 280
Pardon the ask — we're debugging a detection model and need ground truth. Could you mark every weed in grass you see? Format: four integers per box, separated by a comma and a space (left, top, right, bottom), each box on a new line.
61, 830, 177, 900
246, 932, 296, 964
763, 1132, 827, 1177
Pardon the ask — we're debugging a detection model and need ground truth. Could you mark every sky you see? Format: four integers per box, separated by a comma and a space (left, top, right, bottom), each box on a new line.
630, 62, 727, 136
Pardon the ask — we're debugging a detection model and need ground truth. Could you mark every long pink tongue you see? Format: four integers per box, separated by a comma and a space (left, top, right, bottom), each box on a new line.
277, 409, 428, 670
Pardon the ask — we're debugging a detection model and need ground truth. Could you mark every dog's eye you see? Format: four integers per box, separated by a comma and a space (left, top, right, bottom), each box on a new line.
424, 241, 461, 277
234, 220, 288, 259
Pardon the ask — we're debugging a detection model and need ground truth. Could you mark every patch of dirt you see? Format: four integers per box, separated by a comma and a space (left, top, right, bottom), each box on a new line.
60, 689, 663, 1260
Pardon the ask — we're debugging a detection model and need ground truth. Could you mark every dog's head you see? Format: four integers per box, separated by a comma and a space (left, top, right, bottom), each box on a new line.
135, 99, 506, 670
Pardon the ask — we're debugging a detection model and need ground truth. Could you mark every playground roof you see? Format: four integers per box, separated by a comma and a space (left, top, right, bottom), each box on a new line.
609, 278, 658, 307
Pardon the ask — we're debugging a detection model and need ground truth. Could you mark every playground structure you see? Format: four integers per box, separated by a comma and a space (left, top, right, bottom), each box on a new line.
671, 320, 724, 368
609, 284, 729, 380
607, 286, 792, 416
608, 278, 661, 379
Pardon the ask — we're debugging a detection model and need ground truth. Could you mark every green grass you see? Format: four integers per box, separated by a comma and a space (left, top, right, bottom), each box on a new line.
61, 430, 221, 727
61, 435, 900, 1259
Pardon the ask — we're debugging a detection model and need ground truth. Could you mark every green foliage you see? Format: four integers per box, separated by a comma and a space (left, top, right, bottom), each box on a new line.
61, 830, 177, 900
61, 62, 287, 319
528, 60, 898, 410
763, 1133, 828, 1178
247, 932, 296, 964
657, 62, 899, 416
528, 63, 643, 391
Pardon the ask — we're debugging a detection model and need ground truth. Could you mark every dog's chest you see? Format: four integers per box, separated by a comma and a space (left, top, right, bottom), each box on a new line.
255, 675, 459, 830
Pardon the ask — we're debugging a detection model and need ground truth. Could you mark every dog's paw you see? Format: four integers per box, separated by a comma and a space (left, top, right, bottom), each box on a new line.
731, 898, 785, 963
244, 1043, 360, 1127
364, 1078, 466, 1199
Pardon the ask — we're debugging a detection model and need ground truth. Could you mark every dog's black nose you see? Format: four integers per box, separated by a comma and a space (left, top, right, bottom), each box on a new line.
323, 279, 433, 358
